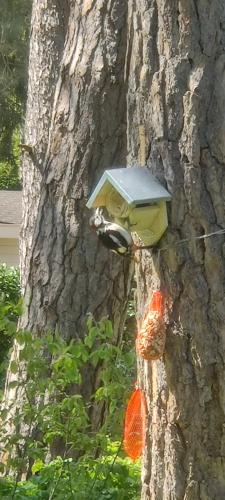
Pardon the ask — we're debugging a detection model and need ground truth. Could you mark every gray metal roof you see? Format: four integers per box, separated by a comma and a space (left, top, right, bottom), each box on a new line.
87, 167, 171, 208
0, 190, 22, 224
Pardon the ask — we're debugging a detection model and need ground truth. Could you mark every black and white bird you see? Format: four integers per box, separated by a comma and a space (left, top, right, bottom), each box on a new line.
89, 208, 134, 256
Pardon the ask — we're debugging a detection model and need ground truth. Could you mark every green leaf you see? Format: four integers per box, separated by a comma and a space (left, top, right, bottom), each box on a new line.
31, 459, 44, 474
104, 320, 113, 339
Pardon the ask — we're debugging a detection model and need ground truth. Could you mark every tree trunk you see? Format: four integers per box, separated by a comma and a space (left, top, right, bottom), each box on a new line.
2, 0, 133, 469
20, 0, 69, 287
3, 0, 225, 495
126, 1, 225, 499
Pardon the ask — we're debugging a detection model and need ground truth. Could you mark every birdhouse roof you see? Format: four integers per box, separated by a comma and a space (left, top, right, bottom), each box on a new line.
86, 167, 171, 208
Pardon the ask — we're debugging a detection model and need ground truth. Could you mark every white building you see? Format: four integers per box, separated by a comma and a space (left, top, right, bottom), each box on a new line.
0, 190, 22, 266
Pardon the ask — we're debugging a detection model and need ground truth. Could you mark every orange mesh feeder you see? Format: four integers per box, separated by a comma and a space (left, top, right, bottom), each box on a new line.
123, 387, 146, 460
136, 290, 166, 361
150, 290, 163, 314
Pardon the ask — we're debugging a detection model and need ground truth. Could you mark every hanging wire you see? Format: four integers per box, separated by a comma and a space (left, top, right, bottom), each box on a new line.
157, 228, 225, 268
157, 227, 225, 257
153, 227, 225, 299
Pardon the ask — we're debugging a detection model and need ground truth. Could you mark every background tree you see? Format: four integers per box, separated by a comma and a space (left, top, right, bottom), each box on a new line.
0, 0, 31, 188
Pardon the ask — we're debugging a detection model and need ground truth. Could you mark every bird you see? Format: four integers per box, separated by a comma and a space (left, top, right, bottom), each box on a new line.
89, 208, 153, 257
89, 208, 134, 256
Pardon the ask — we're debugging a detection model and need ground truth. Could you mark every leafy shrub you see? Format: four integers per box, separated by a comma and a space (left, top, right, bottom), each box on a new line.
0, 128, 22, 189
0, 451, 141, 499
0, 264, 20, 303
0, 265, 21, 392
0, 315, 139, 497
1, 318, 135, 457
0, 162, 21, 189
0, 273, 139, 498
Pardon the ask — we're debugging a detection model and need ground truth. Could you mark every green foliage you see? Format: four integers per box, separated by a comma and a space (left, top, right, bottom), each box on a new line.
0, 299, 21, 361
0, 309, 138, 498
0, 128, 22, 189
0, 0, 32, 187
0, 265, 21, 388
0, 271, 138, 497
0, 264, 20, 303
2, 318, 135, 455
0, 161, 21, 189
0, 452, 141, 499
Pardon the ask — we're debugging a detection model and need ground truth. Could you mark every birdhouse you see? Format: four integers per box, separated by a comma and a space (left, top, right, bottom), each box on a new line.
86, 167, 171, 246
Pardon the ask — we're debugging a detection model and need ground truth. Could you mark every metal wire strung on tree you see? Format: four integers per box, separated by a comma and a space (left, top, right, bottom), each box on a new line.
157, 227, 225, 254
137, 227, 225, 255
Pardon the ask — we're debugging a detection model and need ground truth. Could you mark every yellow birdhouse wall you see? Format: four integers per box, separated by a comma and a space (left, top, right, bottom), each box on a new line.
105, 187, 168, 246
128, 202, 168, 246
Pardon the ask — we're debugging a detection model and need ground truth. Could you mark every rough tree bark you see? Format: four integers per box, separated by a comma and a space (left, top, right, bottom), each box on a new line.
126, 1, 225, 499
2, 0, 133, 467
3, 0, 225, 496
20, 0, 69, 287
